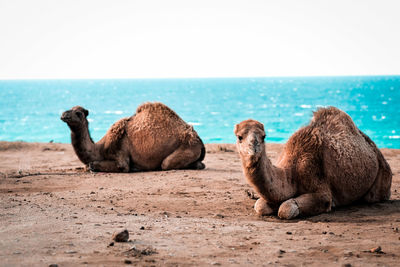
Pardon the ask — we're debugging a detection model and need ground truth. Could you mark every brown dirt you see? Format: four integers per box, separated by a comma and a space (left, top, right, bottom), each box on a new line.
0, 141, 399, 266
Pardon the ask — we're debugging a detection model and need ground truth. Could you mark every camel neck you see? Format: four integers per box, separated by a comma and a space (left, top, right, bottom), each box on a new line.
243, 151, 295, 204
70, 124, 99, 164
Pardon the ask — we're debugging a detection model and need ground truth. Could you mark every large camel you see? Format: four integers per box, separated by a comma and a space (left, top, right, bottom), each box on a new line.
234, 107, 392, 219
61, 102, 205, 172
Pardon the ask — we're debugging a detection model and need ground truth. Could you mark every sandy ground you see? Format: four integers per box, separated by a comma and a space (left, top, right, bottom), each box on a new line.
0, 141, 399, 267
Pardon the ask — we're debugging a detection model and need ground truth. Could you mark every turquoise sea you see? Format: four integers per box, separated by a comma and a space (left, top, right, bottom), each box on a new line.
0, 76, 399, 148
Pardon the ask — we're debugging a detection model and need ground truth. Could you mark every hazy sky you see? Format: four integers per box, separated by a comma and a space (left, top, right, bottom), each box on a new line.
0, 0, 399, 79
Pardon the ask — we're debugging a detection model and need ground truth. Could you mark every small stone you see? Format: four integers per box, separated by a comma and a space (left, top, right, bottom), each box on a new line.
108, 242, 115, 247
370, 246, 383, 253
140, 226, 145, 230
286, 231, 292, 235
49, 264, 58, 267
342, 264, 352, 267
124, 259, 132, 264
322, 231, 327, 234
278, 249, 286, 254
344, 251, 354, 257
112, 229, 129, 242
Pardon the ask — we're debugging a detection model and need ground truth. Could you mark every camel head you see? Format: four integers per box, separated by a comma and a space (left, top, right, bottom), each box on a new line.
61, 106, 89, 129
234, 119, 266, 160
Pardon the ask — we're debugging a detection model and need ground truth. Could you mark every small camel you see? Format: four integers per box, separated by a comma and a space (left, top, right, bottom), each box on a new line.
234, 107, 392, 219
61, 102, 205, 172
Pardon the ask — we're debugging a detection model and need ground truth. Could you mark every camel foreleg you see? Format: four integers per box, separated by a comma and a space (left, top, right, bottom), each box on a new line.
277, 192, 332, 219
88, 159, 129, 173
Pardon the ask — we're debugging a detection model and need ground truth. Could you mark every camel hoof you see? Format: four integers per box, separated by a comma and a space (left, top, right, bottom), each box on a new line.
254, 198, 274, 215
87, 162, 94, 172
88, 162, 99, 172
278, 199, 299, 219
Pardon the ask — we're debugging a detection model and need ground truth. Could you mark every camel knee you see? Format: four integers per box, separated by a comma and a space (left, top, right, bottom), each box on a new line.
278, 199, 300, 219
254, 198, 274, 216
279, 193, 332, 219
161, 159, 173, 171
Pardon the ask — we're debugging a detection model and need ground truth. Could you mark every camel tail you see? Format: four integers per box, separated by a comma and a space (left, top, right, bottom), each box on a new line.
359, 130, 393, 201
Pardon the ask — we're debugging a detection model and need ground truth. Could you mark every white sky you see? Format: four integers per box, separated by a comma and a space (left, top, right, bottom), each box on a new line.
0, 0, 399, 79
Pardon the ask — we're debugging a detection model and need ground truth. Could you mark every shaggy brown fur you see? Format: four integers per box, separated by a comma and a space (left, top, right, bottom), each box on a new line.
61, 102, 205, 172
234, 106, 392, 219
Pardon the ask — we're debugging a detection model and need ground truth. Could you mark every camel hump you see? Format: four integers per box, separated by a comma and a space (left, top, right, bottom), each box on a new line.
136, 102, 181, 120
286, 107, 360, 158
311, 106, 359, 135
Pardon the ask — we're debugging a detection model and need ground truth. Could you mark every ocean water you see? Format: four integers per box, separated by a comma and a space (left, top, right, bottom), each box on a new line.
0, 76, 399, 148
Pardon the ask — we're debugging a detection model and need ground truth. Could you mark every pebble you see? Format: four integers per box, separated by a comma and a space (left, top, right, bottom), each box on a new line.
124, 259, 132, 264
112, 229, 129, 242
370, 246, 383, 253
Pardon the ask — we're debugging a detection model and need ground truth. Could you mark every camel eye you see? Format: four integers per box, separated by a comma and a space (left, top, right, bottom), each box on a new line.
238, 136, 243, 141
76, 111, 83, 118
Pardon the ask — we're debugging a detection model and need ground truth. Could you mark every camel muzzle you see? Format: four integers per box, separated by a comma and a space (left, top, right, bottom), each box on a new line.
61, 112, 71, 122
247, 136, 261, 155
247, 145, 261, 155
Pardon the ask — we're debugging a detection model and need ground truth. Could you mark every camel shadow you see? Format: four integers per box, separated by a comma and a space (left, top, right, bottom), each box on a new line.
258, 200, 400, 224
305, 199, 400, 223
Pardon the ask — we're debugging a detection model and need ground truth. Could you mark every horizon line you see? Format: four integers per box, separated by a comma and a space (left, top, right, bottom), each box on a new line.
1, 74, 400, 81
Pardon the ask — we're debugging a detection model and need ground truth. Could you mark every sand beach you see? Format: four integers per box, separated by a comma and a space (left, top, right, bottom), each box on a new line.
0, 141, 399, 266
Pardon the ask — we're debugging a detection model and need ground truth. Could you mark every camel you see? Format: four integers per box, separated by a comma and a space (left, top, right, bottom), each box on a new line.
234, 106, 392, 219
61, 102, 205, 172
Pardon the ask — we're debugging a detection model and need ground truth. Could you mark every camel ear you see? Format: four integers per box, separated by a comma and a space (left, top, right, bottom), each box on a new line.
258, 123, 265, 132
83, 108, 89, 117
234, 124, 239, 135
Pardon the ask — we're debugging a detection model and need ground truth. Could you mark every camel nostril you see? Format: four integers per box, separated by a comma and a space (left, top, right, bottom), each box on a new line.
61, 113, 70, 122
